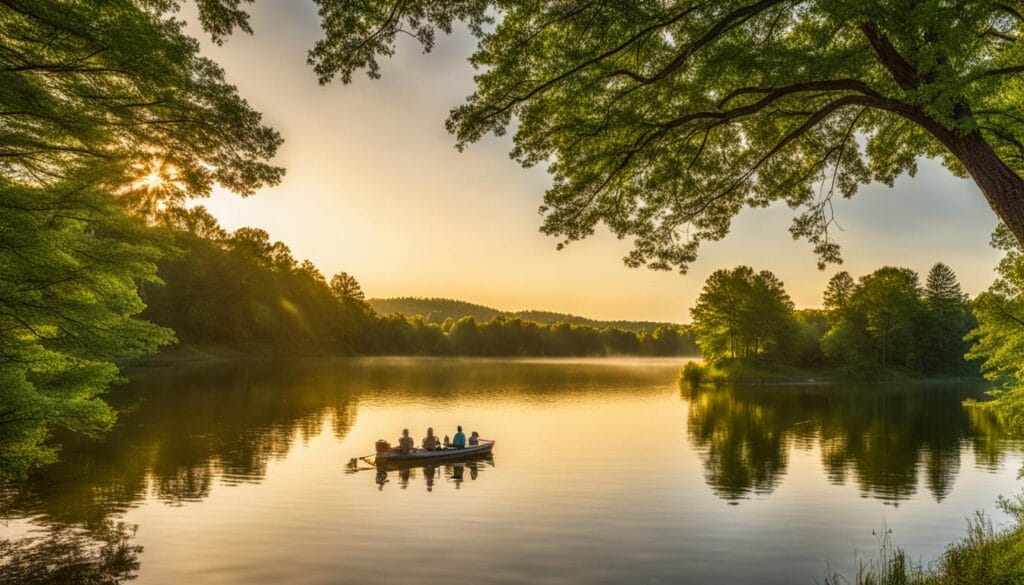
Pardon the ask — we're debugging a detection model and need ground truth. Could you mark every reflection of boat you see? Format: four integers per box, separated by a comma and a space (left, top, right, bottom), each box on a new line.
372, 454, 495, 491
366, 440, 495, 466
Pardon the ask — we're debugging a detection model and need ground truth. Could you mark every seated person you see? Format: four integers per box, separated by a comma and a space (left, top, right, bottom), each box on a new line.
452, 425, 466, 449
422, 427, 439, 451
398, 428, 414, 453
469, 431, 480, 446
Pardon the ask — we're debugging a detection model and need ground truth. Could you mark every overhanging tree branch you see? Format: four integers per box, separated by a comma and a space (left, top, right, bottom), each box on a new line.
858, 22, 921, 90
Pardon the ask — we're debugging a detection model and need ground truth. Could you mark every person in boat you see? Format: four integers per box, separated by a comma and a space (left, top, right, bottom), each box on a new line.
469, 431, 480, 446
422, 427, 440, 451
452, 425, 466, 449
397, 428, 415, 454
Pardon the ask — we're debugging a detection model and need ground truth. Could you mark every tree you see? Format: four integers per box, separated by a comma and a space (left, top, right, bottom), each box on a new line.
920, 263, 973, 374
690, 268, 749, 361
925, 263, 968, 307
823, 272, 857, 317
0, 175, 175, 478
822, 267, 926, 371
1, 1, 282, 204
854, 267, 925, 369
690, 266, 795, 363
330, 272, 367, 303
968, 226, 1024, 430
0, 1, 282, 477
305, 1, 1024, 271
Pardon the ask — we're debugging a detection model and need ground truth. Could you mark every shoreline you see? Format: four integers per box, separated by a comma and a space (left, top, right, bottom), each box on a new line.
125, 346, 984, 387
684, 361, 986, 387
121, 343, 701, 368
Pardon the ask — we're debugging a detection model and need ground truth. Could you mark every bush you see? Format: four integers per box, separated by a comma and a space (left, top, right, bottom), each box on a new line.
681, 361, 707, 386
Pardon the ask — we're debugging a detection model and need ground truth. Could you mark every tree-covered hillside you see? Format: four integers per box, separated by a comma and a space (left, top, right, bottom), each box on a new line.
369, 297, 677, 332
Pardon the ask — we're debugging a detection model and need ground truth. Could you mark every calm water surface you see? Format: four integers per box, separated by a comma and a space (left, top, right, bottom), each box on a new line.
2, 357, 1022, 584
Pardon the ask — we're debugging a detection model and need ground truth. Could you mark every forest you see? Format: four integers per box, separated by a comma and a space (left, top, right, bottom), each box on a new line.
144, 206, 698, 358
368, 298, 675, 332
688, 263, 980, 379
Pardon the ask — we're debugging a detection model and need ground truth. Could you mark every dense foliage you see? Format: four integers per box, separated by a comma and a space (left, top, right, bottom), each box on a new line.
0, 1, 281, 478
690, 263, 978, 377
309, 0, 1024, 270
968, 225, 1024, 431
141, 208, 698, 359
689, 266, 796, 362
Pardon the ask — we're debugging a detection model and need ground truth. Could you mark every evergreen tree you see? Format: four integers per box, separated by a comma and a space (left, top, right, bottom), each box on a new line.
921, 263, 973, 375
823, 272, 856, 317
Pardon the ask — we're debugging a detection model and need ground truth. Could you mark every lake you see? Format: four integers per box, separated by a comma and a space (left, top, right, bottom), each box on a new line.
1, 357, 1022, 584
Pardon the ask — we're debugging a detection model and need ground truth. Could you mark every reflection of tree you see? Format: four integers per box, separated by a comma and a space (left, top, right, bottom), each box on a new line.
3, 361, 360, 528
685, 389, 790, 499
683, 384, 1005, 502
0, 521, 141, 585
968, 406, 1009, 470
5, 358, 658, 530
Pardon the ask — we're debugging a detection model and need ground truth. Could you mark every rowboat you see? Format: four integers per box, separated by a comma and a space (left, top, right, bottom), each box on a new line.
367, 439, 495, 465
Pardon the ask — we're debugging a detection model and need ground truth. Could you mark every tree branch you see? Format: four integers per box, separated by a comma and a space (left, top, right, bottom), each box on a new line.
858, 22, 920, 90
607, 0, 788, 86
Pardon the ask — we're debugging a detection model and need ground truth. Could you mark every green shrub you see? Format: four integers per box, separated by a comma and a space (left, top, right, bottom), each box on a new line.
681, 361, 707, 386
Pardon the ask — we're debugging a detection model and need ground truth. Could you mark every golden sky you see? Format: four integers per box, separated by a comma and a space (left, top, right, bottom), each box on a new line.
190, 3, 1002, 323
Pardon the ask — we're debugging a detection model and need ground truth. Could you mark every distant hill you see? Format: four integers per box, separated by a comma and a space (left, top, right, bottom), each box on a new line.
368, 297, 679, 332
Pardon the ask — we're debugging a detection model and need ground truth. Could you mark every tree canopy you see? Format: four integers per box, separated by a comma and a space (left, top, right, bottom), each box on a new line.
307, 0, 1024, 271
688, 263, 977, 377
968, 225, 1024, 430
690, 266, 796, 362
0, 0, 282, 478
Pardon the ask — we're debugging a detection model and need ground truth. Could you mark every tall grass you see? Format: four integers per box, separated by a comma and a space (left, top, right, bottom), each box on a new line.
824, 496, 1024, 585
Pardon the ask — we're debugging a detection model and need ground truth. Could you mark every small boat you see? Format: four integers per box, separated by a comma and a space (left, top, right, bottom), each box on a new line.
369, 440, 495, 465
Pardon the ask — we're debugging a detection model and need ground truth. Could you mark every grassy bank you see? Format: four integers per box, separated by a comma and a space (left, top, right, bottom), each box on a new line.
823, 497, 1024, 585
680, 360, 984, 386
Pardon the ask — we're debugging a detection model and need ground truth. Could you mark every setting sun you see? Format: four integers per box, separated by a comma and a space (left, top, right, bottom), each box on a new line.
133, 160, 178, 194
139, 170, 164, 192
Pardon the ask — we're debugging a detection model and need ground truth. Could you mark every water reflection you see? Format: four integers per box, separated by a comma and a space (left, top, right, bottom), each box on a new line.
0, 359, 1018, 585
367, 456, 495, 492
2, 362, 360, 529
683, 383, 1009, 502
0, 521, 141, 584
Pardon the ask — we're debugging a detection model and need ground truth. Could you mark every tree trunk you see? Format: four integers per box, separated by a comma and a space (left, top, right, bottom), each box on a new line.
938, 130, 1024, 244
858, 22, 1024, 244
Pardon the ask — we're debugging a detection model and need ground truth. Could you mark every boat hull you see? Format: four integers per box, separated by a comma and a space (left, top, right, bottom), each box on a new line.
371, 440, 494, 464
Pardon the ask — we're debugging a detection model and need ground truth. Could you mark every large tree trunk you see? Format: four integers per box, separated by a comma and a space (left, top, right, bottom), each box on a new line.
935, 129, 1024, 244
858, 23, 1024, 243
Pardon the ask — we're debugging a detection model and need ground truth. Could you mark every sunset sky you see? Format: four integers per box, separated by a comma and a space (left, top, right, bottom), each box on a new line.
188, 2, 1002, 323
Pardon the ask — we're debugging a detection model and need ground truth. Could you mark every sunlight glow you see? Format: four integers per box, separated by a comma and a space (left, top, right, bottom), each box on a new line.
133, 159, 179, 194
140, 170, 165, 192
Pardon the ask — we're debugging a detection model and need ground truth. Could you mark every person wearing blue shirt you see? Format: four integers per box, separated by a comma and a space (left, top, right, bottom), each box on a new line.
452, 425, 466, 449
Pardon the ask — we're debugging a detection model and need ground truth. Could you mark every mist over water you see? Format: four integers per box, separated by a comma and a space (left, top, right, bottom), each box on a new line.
1, 358, 1021, 584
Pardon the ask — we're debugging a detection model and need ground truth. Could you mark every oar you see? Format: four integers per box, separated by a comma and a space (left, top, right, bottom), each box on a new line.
344, 455, 378, 473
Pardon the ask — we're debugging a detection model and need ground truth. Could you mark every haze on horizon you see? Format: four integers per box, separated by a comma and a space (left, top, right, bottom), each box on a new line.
188, 2, 1001, 323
